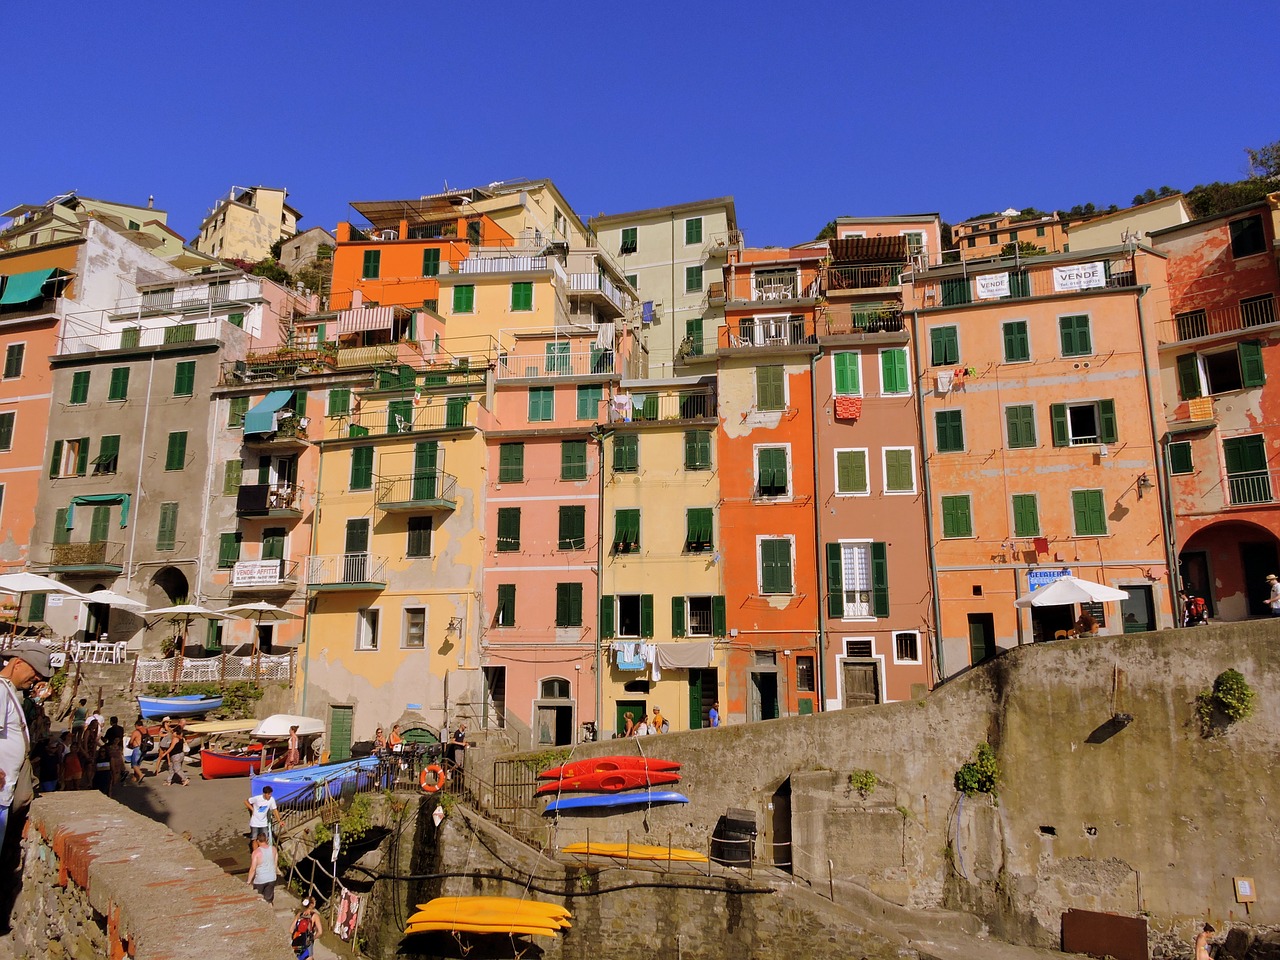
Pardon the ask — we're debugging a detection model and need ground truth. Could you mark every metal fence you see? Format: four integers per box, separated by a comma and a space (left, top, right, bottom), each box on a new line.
133, 653, 294, 684
306, 553, 389, 586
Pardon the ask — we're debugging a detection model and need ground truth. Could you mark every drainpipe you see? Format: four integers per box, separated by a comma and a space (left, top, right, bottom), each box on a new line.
1134, 286, 1181, 616
126, 354, 157, 588
670, 214, 677, 378
911, 310, 946, 682
299, 435, 324, 714
591, 425, 610, 732
809, 344, 828, 710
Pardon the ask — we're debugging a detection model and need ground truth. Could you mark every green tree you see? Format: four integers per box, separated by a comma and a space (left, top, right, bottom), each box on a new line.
1245, 137, 1280, 179
250, 258, 291, 285
1000, 241, 1047, 258
814, 220, 838, 241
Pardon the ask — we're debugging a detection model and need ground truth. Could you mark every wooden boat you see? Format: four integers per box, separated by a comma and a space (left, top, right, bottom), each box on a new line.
561, 841, 707, 862
137, 695, 223, 719
543, 790, 689, 815
535, 769, 681, 795
199, 748, 263, 779
249, 755, 380, 806
250, 714, 325, 738
538, 755, 682, 779
185, 719, 259, 735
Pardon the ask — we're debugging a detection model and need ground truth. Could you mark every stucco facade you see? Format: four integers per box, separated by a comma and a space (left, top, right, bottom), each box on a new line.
193, 186, 300, 262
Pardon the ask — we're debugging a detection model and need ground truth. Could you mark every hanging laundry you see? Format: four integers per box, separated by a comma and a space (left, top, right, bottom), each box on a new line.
595, 321, 615, 351
834, 396, 862, 420
612, 642, 646, 671
642, 301, 654, 324
935, 370, 954, 393
1032, 537, 1049, 555
611, 394, 634, 423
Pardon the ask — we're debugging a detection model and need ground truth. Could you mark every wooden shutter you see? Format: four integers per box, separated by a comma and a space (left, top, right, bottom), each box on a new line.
836, 450, 865, 493
350, 446, 373, 489
497, 508, 520, 551
712, 596, 726, 637
157, 502, 179, 550
881, 349, 907, 393
1168, 441, 1193, 475
70, 371, 89, 404
640, 594, 654, 638
826, 543, 844, 618
345, 518, 369, 553
48, 439, 63, 478
600, 596, 615, 639
1012, 494, 1039, 537
1050, 404, 1069, 447
1073, 490, 1105, 535
1176, 354, 1202, 400
930, 326, 958, 366
257, 455, 271, 484
1098, 399, 1118, 444
422, 248, 440, 276
834, 353, 859, 395
671, 597, 686, 638
328, 388, 351, 416
218, 532, 241, 567
871, 542, 889, 617
500, 443, 524, 482
109, 367, 130, 400
53, 508, 70, 545
223, 460, 242, 495
89, 506, 111, 544
511, 282, 533, 310
174, 361, 195, 396
756, 366, 784, 410
1239, 341, 1266, 387
75, 438, 90, 476
413, 441, 439, 499
497, 584, 515, 625
165, 432, 186, 470
1003, 321, 1029, 362
555, 584, 570, 626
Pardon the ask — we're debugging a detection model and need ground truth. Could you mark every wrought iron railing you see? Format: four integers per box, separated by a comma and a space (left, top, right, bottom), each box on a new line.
723, 316, 816, 348
1228, 470, 1274, 506
608, 391, 716, 422
1161, 294, 1278, 344
826, 264, 903, 291
307, 553, 388, 586
496, 348, 618, 379
374, 471, 459, 507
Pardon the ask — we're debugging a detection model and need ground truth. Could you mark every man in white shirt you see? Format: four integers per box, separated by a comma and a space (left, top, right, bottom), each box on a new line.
244, 785, 282, 841
1, 642, 54, 856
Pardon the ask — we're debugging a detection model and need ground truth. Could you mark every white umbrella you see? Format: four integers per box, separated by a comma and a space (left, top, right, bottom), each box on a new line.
80, 589, 147, 610
0, 571, 87, 627
220, 601, 301, 623
144, 603, 231, 620
1014, 576, 1130, 608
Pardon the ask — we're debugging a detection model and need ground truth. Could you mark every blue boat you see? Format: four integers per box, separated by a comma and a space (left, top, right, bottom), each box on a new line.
250, 756, 381, 806
542, 790, 689, 815
137, 695, 223, 719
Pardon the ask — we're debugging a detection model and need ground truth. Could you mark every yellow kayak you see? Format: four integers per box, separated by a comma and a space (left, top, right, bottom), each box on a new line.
407, 909, 570, 927
405, 920, 567, 937
412, 896, 570, 919
561, 841, 708, 862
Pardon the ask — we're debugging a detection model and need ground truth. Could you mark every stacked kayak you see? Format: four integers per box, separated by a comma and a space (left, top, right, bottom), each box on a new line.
249, 755, 379, 805
405, 896, 571, 937
538, 755, 687, 815
534, 768, 680, 795
561, 841, 707, 863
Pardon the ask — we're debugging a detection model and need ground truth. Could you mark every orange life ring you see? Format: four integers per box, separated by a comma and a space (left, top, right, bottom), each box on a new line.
420, 764, 444, 793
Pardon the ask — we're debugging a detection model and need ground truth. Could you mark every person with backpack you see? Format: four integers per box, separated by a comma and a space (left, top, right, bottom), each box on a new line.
292, 898, 323, 959
1181, 591, 1209, 626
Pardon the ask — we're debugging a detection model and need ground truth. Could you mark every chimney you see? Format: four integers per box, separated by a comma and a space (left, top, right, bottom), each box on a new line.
148, 195, 155, 209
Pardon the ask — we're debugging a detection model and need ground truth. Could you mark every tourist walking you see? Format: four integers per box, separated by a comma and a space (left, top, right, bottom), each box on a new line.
0, 642, 54, 857
1267, 574, 1280, 616
709, 701, 720, 727
152, 719, 174, 777
621, 711, 635, 737
126, 721, 147, 784
291, 898, 323, 959
166, 724, 190, 786
285, 724, 301, 769
246, 785, 283, 841
248, 835, 279, 903
71, 698, 88, 735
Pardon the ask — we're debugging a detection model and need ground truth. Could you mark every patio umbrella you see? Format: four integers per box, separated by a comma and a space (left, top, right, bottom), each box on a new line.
144, 604, 232, 684
1014, 576, 1130, 608
221, 601, 300, 676
0, 572, 87, 628
80, 589, 147, 610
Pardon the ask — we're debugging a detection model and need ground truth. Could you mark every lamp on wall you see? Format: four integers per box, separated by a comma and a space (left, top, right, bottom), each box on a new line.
446, 616, 464, 639
1136, 473, 1154, 500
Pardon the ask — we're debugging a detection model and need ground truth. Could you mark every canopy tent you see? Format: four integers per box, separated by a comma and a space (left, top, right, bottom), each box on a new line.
1014, 576, 1130, 608
0, 268, 56, 305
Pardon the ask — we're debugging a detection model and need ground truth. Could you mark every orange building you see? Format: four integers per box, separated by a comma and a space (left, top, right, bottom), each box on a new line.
952, 210, 1068, 261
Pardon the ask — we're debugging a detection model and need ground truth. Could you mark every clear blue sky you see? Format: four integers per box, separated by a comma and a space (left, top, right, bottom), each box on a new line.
6, 1, 1277, 247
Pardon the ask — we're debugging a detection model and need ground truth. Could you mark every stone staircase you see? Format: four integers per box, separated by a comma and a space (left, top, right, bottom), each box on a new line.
56, 660, 140, 726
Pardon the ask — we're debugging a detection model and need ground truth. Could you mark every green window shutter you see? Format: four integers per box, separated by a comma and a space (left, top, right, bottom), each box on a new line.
600, 596, 615, 639
228, 396, 248, 428
89, 506, 111, 543
496, 584, 516, 626
836, 450, 868, 493
685, 265, 703, 293
884, 449, 913, 491
1006, 405, 1036, 448
613, 434, 638, 473
1239, 341, 1266, 387
511, 282, 533, 311
936, 411, 964, 452
53, 508, 70, 545
1175, 354, 1202, 400
1168, 441, 1193, 475
387, 399, 413, 434
222, 460, 242, 495
1008, 270, 1031, 299
406, 516, 432, 557
69, 371, 90, 405
712, 595, 727, 636
941, 277, 972, 306
453, 284, 475, 313
640, 594, 654, 638
28, 593, 46, 623
165, 432, 187, 470
529, 387, 553, 421
1012, 494, 1040, 537
257, 455, 271, 484
362, 249, 380, 279
685, 316, 704, 355
412, 441, 439, 499
422, 248, 441, 277
1098, 399, 1118, 444
445, 395, 468, 428
685, 508, 713, 551
559, 505, 585, 550
826, 543, 844, 618
75, 437, 90, 476
228, 312, 244, 329
1002, 321, 1029, 362
497, 507, 521, 552
577, 385, 602, 420
218, 532, 241, 568
685, 218, 703, 245
671, 596, 686, 637
881, 349, 908, 394
561, 440, 588, 480
870, 542, 889, 617
760, 539, 793, 594
834, 352, 860, 395
119, 328, 141, 349
684, 431, 699, 470
930, 326, 958, 366
108, 367, 130, 401
3, 343, 24, 378
1072, 490, 1107, 535
1060, 315, 1092, 356
756, 365, 785, 410
350, 446, 373, 490
1050, 403, 1069, 447
555, 584, 570, 626
941, 495, 973, 538
498, 443, 524, 482
568, 584, 582, 627
96, 434, 120, 472
620, 227, 637, 253
758, 447, 788, 496
173, 361, 196, 397
328, 388, 351, 416
613, 509, 640, 552
157, 502, 179, 550
0, 413, 11, 450
48, 439, 63, 478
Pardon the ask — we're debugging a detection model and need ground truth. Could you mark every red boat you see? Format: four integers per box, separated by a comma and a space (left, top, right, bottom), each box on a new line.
199, 748, 263, 779
538, 756, 682, 780
535, 769, 681, 795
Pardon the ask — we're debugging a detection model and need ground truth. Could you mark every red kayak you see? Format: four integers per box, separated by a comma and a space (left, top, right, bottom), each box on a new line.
538, 756, 682, 780
535, 769, 681, 795
200, 748, 263, 779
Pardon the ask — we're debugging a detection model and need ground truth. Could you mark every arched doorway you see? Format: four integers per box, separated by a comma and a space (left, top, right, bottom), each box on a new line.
1180, 519, 1280, 621
148, 567, 189, 656
534, 677, 575, 746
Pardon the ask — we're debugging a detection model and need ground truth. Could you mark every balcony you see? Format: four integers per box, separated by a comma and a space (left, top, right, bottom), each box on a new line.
351, 398, 474, 434
568, 272, 634, 316
221, 348, 337, 385
608, 391, 716, 424
1227, 471, 1276, 507
307, 553, 388, 591
914, 263, 1136, 310
48, 540, 125, 574
1157, 294, 1278, 346
704, 281, 726, 306
375, 471, 459, 512
235, 483, 305, 518
57, 318, 228, 356
443, 254, 553, 276
725, 272, 819, 305
109, 278, 259, 319
822, 305, 906, 338
230, 559, 301, 595
496, 348, 617, 380
825, 264, 904, 293
722, 316, 817, 350
242, 415, 312, 449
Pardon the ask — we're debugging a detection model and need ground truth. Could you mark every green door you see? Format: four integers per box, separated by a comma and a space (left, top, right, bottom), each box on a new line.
328, 705, 353, 762
412, 441, 439, 500
968, 613, 995, 664
616, 699, 646, 738
688, 668, 717, 729
446, 395, 468, 428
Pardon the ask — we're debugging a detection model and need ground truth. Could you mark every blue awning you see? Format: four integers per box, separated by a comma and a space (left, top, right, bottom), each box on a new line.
0, 268, 55, 305
244, 390, 294, 434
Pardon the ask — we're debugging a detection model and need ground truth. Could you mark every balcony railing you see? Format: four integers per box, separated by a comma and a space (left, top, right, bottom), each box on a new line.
235, 483, 304, 516
722, 316, 817, 349
49, 540, 125, 570
914, 263, 1135, 309
221, 347, 338, 384
58, 319, 228, 356
1159, 294, 1278, 345
822, 306, 905, 336
1228, 471, 1275, 506
375, 471, 459, 511
569, 272, 634, 314
111, 278, 260, 318
243, 415, 311, 444
230, 559, 301, 590
609, 391, 716, 423
496, 349, 617, 380
307, 553, 388, 588
445, 255, 552, 276
351, 398, 475, 434
826, 264, 904, 292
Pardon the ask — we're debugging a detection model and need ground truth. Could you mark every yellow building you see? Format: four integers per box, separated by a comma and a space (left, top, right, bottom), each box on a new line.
194, 186, 300, 262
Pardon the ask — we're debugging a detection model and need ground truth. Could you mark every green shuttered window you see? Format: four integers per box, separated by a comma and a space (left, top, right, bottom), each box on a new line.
223, 460, 242, 495
577, 384, 602, 420
756, 365, 785, 411
685, 508, 713, 552
229, 396, 249, 428
884, 449, 914, 492
1005, 405, 1036, 448
70, 371, 90, 405
528, 387, 553, 422
935, 410, 964, 453
328, 389, 351, 416
756, 447, 789, 497
497, 507, 521, 552
613, 434, 638, 473
834, 352, 860, 395
1011, 494, 1040, 537
1059, 315, 1092, 357
685, 217, 703, 245
1168, 441, 1193, 475
561, 440, 588, 480
835, 450, 868, 494
1071, 489, 1107, 536
350, 446, 373, 490
495, 584, 516, 626
422, 248, 440, 277
511, 282, 533, 311
760, 538, 793, 594
1002, 321, 1030, 362
453, 284, 475, 313
108, 367, 130, 401
613, 509, 640, 553
881, 349, 909, 395
218, 532, 241, 568
362, 249, 380, 279
930, 326, 959, 366
498, 443, 524, 482
555, 583, 583, 627
173, 361, 196, 397
684, 430, 711, 470
941, 495, 973, 538
164, 432, 187, 471
558, 505, 586, 550
156, 502, 179, 550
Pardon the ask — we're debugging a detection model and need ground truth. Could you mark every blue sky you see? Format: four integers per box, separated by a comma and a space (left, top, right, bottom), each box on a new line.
6, 1, 1277, 247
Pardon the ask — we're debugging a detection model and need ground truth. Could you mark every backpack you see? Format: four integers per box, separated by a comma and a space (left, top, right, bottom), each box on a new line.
140, 733, 154, 754
291, 915, 314, 949
1188, 597, 1207, 621
660, 719, 670, 733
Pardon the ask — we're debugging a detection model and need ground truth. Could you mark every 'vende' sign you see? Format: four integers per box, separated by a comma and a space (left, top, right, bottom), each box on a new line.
1052, 262, 1106, 292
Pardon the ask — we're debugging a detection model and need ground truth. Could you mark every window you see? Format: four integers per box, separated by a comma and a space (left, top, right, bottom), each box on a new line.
452, 284, 475, 314
685, 265, 703, 293
69, 371, 90, 405
89, 506, 110, 544
0, 412, 13, 451
327, 389, 351, 416
941, 495, 973, 538
156, 501, 179, 550
1223, 434, 1269, 505
894, 632, 921, 663
498, 443, 524, 482
935, 410, 964, 453
612, 594, 653, 639
387, 399, 413, 434
613, 434, 638, 473
228, 396, 249, 428
164, 432, 187, 470
1071, 489, 1107, 536
108, 367, 130, 401
674, 595, 720, 637
1059, 315, 1093, 357
93, 435, 120, 475
544, 341, 570, 374
511, 281, 533, 311
759, 538, 794, 594
555, 583, 583, 627
577, 384, 602, 420
362, 249, 380, 279
1230, 215, 1267, 259
223, 460, 242, 496
880, 348, 910, 395
1169, 440, 1194, 475
1011, 493, 1040, 537
684, 430, 711, 471
685, 217, 703, 245
619, 227, 637, 255
28, 593, 46, 624
559, 505, 586, 550
756, 365, 785, 411
685, 508, 713, 553
613, 508, 640, 553
1005, 404, 1037, 448
756, 446, 790, 498
4, 343, 25, 379
883, 448, 915, 493
835, 450, 868, 495
355, 607, 380, 650
228, 312, 244, 328
496, 507, 521, 552
967, 237, 977, 248
625, 273, 638, 290
407, 516, 433, 557
1050, 400, 1117, 446
350, 445, 373, 490
422, 248, 440, 277
930, 326, 959, 366
1002, 321, 1030, 363
217, 532, 241, 568
1036, 225, 1046, 238
495, 584, 516, 626
1177, 342, 1265, 398
795, 654, 816, 692
833, 352, 861, 396
528, 386, 554, 422
561, 440, 588, 480
467, 220, 482, 244
48, 438, 89, 478
403, 608, 426, 649
173, 360, 196, 397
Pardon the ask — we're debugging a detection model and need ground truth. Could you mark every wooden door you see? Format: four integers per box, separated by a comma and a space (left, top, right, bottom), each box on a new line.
841, 661, 879, 709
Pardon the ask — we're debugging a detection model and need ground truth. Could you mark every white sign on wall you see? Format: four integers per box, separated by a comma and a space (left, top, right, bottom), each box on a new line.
976, 272, 1010, 300
232, 560, 283, 587
1052, 262, 1106, 292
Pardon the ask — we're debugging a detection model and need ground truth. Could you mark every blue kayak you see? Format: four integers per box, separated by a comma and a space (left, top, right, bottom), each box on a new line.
250, 755, 380, 806
543, 790, 689, 815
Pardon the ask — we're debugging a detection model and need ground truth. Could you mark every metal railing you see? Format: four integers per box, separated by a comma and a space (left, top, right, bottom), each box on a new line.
374, 471, 459, 507
722, 316, 816, 348
112, 278, 260, 317
825, 264, 903, 291
608, 391, 716, 422
58, 318, 229, 355
914, 265, 1135, 308
1160, 294, 1278, 344
353, 399, 475, 433
221, 347, 338, 384
822, 306, 905, 336
307, 553, 388, 586
49, 540, 125, 568
1228, 471, 1275, 506
235, 483, 304, 515
569, 273, 634, 314
496, 349, 618, 379
133, 652, 294, 684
